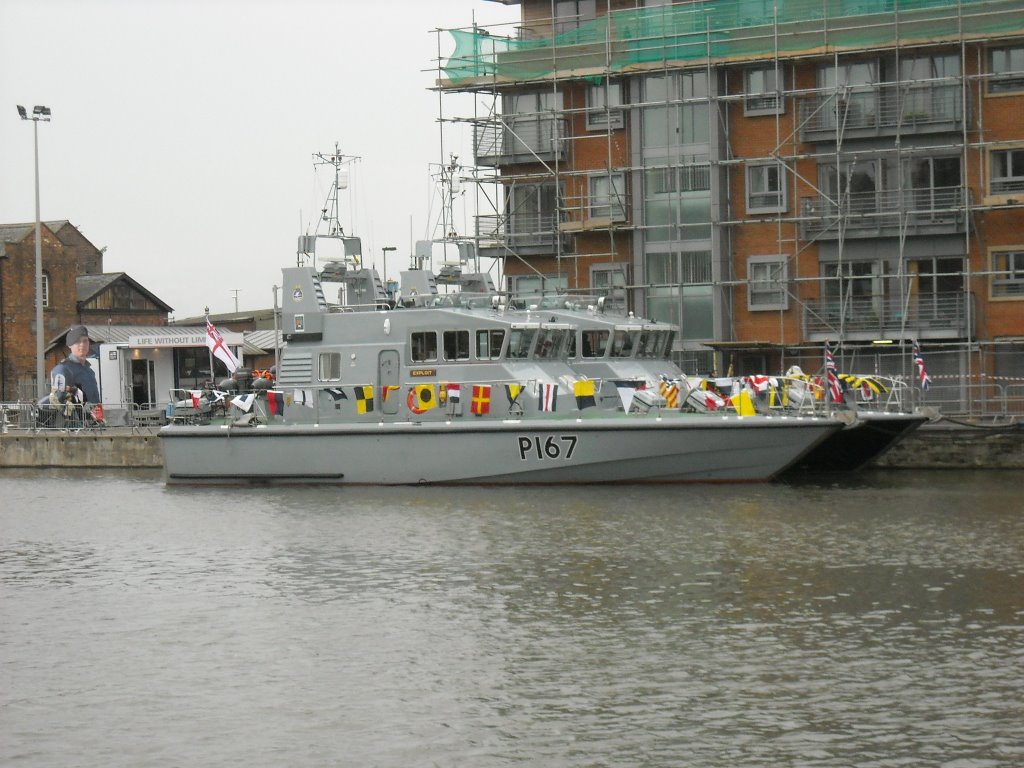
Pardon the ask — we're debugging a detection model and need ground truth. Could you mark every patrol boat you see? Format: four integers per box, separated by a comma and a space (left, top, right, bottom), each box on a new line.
159, 265, 841, 485
528, 294, 927, 471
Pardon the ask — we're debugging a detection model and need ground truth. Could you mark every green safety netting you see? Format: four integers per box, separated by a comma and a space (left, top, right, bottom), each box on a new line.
443, 0, 1024, 84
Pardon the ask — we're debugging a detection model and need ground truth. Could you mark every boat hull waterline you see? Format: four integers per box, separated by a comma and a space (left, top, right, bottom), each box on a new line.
161, 415, 840, 486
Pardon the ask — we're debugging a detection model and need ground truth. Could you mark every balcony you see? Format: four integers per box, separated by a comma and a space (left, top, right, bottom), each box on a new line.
473, 116, 567, 168
798, 83, 964, 142
476, 212, 566, 256
799, 187, 968, 240
802, 292, 971, 341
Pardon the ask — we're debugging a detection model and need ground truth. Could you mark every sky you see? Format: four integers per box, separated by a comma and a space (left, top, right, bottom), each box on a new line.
0, 0, 518, 319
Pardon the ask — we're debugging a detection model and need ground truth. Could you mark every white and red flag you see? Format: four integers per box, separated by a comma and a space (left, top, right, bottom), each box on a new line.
206, 318, 240, 373
913, 342, 932, 391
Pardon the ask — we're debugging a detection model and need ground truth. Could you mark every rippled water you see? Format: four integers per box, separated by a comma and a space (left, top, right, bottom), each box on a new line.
2, 469, 1022, 767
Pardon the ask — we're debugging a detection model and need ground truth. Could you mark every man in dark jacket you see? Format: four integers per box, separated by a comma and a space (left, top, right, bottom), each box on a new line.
41, 325, 103, 422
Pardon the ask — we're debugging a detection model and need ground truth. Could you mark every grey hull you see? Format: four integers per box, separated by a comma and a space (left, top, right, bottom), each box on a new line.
160, 414, 840, 485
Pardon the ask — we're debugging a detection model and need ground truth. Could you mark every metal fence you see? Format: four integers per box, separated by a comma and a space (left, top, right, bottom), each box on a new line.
1, 401, 170, 434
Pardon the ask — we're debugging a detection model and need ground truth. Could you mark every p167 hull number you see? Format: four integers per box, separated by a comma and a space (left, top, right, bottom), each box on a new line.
518, 435, 578, 461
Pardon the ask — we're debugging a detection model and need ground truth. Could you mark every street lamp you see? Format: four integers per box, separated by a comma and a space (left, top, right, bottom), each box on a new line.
17, 104, 51, 397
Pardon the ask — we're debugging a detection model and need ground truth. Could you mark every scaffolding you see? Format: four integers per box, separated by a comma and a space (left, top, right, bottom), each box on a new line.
433, 0, 1024, 402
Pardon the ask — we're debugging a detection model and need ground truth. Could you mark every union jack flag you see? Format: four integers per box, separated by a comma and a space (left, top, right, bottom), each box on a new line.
913, 342, 932, 390
825, 345, 845, 403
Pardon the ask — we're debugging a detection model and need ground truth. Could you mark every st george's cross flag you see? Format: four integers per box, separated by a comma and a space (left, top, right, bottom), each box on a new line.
206, 318, 240, 373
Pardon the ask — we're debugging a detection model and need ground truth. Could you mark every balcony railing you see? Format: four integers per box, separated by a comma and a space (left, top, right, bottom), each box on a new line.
799, 186, 968, 239
473, 116, 567, 167
990, 177, 1024, 195
476, 212, 563, 251
802, 291, 970, 339
799, 83, 964, 141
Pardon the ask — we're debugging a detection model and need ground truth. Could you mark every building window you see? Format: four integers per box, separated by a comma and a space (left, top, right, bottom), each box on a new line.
988, 45, 1024, 94
508, 274, 567, 300
645, 250, 713, 339
590, 264, 628, 314
643, 156, 712, 243
991, 249, 1024, 298
748, 257, 788, 310
554, 0, 596, 33
746, 162, 786, 213
41, 271, 50, 308
990, 149, 1024, 195
590, 172, 627, 221
506, 182, 560, 246
642, 72, 710, 148
318, 352, 341, 382
586, 81, 624, 130
745, 66, 782, 115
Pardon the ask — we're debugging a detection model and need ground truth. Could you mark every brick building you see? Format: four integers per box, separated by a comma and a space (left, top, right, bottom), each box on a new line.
436, 0, 1024, 412
0, 220, 171, 400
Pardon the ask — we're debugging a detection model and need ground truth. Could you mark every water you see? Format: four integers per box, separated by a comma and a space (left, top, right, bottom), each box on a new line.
2, 470, 1022, 767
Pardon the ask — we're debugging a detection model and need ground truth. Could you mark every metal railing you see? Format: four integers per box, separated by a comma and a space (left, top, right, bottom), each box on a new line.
799, 82, 964, 139
476, 212, 563, 249
473, 116, 567, 167
802, 292, 970, 337
799, 186, 967, 238
1, 400, 173, 434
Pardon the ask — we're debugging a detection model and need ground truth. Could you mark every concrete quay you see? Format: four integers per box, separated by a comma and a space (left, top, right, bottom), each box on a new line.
0, 421, 1020, 472
873, 421, 1024, 470
0, 428, 164, 469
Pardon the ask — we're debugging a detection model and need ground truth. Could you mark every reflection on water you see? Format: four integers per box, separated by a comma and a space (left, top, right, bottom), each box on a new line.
1, 469, 1022, 766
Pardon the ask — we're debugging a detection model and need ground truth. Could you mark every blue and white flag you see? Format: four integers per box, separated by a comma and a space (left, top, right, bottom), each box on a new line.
231, 393, 255, 413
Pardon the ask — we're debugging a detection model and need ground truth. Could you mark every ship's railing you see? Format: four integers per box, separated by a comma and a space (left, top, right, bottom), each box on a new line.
678, 373, 916, 417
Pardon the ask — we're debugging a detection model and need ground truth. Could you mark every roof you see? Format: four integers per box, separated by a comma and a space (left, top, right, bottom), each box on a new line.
0, 222, 47, 244
246, 329, 285, 354
45, 324, 264, 356
172, 307, 279, 326
76, 272, 174, 311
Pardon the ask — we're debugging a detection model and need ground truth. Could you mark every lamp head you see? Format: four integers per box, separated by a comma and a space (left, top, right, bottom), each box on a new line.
17, 105, 27, 119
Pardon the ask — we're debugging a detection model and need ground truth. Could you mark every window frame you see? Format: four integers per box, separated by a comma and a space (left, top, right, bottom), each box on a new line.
747, 256, 789, 311
744, 65, 783, 115
476, 329, 505, 360
442, 329, 470, 361
589, 171, 627, 222
410, 331, 438, 363
990, 247, 1024, 300
318, 352, 342, 382
746, 161, 787, 214
586, 80, 624, 131
987, 45, 1024, 95
988, 147, 1024, 197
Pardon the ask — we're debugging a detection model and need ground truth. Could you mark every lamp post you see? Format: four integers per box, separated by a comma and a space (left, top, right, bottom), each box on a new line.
17, 104, 51, 397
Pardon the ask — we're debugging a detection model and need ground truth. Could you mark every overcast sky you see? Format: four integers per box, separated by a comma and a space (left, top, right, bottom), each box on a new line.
1, 0, 518, 319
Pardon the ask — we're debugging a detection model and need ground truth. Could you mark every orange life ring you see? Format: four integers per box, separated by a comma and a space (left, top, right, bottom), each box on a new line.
408, 387, 426, 415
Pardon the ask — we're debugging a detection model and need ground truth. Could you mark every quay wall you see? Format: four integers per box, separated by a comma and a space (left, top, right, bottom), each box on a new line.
0, 424, 1020, 471
873, 423, 1024, 470
0, 431, 164, 469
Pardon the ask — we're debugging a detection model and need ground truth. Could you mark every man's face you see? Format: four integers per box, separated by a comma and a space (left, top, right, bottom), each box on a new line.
69, 337, 90, 357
